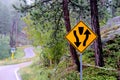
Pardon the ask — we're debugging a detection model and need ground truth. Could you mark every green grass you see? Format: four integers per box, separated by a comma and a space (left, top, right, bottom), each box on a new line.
19, 47, 58, 80
63, 67, 117, 80
82, 48, 95, 65
0, 58, 33, 65
19, 56, 41, 80
20, 67, 47, 80
14, 47, 25, 59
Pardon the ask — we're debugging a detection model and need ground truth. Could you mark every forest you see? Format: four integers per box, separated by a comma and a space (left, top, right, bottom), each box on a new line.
0, 0, 120, 80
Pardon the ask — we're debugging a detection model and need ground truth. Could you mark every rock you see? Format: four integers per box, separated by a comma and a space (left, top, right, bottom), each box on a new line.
107, 16, 120, 26
101, 16, 120, 43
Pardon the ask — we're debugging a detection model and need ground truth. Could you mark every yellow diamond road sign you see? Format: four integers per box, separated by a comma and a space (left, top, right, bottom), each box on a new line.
65, 21, 97, 53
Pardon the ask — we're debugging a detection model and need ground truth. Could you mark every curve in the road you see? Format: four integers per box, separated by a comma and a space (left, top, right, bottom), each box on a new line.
0, 47, 35, 80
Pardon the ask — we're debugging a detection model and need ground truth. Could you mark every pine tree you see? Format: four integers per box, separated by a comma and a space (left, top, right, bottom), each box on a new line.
63, 0, 80, 72
90, 0, 104, 67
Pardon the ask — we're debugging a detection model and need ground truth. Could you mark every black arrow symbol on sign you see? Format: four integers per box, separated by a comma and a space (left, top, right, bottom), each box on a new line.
73, 30, 81, 47
79, 27, 84, 35
83, 29, 91, 46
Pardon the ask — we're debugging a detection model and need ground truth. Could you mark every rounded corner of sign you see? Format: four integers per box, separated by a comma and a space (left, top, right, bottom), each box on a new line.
78, 51, 84, 54
94, 35, 98, 40
79, 20, 84, 23
77, 49, 84, 54
65, 34, 69, 39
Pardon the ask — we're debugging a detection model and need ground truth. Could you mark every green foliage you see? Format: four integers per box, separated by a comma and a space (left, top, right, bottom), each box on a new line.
23, 11, 67, 66
82, 35, 120, 68
14, 47, 25, 59
0, 35, 10, 59
21, 66, 52, 80
65, 71, 79, 80
115, 8, 120, 16
19, 0, 69, 67
83, 48, 94, 64
62, 67, 117, 80
103, 35, 120, 68
0, 35, 25, 60
83, 67, 117, 80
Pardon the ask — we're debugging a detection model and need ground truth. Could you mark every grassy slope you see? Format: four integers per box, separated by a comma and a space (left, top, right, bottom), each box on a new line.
19, 47, 42, 80
19, 35, 120, 80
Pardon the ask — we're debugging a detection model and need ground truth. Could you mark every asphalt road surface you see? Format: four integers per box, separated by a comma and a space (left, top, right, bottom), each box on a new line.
0, 47, 35, 80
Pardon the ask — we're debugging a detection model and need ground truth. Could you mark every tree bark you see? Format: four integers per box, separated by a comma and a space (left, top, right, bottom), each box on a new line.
63, 0, 80, 72
10, 19, 17, 48
90, 0, 104, 67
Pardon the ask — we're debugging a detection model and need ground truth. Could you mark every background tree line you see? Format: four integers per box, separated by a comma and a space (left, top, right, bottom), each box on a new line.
0, 0, 26, 59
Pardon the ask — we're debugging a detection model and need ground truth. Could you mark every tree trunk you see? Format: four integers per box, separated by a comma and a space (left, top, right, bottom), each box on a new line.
10, 20, 16, 48
63, 0, 80, 72
90, 0, 104, 67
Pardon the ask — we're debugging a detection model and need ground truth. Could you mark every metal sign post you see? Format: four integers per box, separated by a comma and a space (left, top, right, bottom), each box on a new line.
80, 54, 82, 80
65, 21, 97, 80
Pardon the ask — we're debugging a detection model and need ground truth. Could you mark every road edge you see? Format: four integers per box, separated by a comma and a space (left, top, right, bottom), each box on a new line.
15, 68, 21, 80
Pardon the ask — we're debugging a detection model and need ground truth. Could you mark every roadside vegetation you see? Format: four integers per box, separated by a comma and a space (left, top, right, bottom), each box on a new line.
0, 35, 26, 60
20, 35, 120, 80
0, 35, 10, 60
14, 0, 120, 80
0, 45, 32, 65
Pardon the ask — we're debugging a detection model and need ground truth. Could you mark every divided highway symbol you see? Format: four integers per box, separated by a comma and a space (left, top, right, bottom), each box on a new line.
79, 27, 84, 35
83, 29, 91, 46
65, 21, 97, 53
73, 27, 84, 47
73, 30, 81, 47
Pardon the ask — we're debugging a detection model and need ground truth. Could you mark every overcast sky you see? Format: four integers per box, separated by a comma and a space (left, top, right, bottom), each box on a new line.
26, 0, 34, 5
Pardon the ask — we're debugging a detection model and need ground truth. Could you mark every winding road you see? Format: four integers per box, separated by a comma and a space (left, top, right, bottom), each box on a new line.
0, 47, 35, 80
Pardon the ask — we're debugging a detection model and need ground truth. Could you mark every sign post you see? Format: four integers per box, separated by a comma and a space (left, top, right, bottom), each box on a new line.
65, 21, 97, 80
11, 48, 15, 59
80, 54, 82, 80
11, 52, 14, 59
